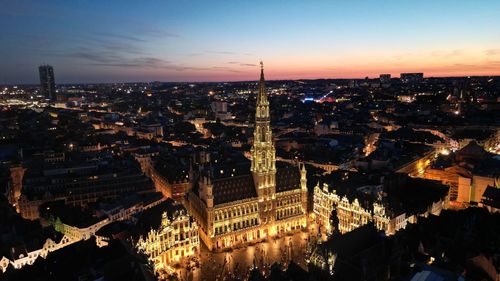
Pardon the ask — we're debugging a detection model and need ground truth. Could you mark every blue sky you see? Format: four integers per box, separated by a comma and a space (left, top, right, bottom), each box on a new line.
1, 0, 500, 83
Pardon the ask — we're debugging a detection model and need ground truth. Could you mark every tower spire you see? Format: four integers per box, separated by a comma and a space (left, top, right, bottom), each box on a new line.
251, 62, 276, 227
251, 61, 275, 172
257, 61, 267, 105
260, 61, 264, 80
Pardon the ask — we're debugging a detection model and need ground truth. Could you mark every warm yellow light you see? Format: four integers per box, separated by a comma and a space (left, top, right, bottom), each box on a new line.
440, 149, 450, 155
428, 256, 435, 265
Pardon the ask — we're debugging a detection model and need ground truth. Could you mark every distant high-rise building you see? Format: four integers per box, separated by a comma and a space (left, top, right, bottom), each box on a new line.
211, 100, 228, 113
39, 65, 56, 100
379, 74, 391, 84
400, 73, 423, 84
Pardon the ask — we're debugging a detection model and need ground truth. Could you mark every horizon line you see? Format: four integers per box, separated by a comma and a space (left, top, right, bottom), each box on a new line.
3, 74, 500, 86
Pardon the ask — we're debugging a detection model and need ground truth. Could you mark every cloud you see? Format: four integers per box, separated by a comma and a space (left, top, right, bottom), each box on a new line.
29, 28, 248, 75
453, 63, 476, 68
142, 29, 180, 38
72, 50, 117, 63
78, 37, 147, 55
184, 53, 202, 57
449, 61, 500, 70
485, 60, 500, 68
206, 50, 236, 55
72, 49, 246, 73
50, 29, 165, 67
82, 28, 179, 56
94, 32, 147, 42
431, 49, 464, 57
211, 66, 244, 73
226, 61, 256, 67
76, 51, 170, 68
485, 49, 500, 56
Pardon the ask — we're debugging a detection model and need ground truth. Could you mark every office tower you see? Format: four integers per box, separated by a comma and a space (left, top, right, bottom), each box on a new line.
39, 64, 56, 100
400, 72, 424, 84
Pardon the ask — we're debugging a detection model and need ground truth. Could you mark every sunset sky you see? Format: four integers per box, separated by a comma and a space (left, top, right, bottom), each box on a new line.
1, 0, 500, 83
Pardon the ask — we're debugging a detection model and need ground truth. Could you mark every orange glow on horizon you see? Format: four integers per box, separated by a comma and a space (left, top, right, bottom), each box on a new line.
62, 47, 500, 83
255, 48, 500, 80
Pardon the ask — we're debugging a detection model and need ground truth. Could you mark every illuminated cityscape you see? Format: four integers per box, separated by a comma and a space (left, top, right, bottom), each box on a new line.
187, 63, 308, 252
1, 1, 500, 281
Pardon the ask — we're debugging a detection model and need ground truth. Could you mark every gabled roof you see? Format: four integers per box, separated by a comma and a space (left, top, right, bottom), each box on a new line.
132, 198, 187, 238
276, 166, 301, 193
213, 174, 257, 205
208, 163, 302, 205
456, 141, 487, 161
481, 186, 500, 209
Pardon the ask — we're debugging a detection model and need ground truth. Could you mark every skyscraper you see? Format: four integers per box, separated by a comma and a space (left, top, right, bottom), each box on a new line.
38, 65, 56, 100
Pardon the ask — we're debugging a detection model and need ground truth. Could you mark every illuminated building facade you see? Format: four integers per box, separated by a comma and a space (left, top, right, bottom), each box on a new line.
313, 174, 447, 236
151, 164, 191, 199
136, 200, 199, 273
423, 141, 500, 206
423, 165, 468, 202
0, 232, 74, 272
313, 183, 406, 236
151, 170, 190, 199
188, 63, 308, 250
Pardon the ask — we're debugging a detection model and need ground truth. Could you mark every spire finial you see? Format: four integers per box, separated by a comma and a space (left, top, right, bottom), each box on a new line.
259, 61, 265, 82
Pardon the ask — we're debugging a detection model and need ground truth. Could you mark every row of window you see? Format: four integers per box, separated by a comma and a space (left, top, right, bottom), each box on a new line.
277, 206, 302, 220
214, 205, 257, 221
156, 227, 195, 242
277, 195, 301, 207
214, 217, 259, 235
148, 236, 199, 256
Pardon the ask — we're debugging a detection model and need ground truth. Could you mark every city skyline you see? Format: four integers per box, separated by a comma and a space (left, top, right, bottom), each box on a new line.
2, 0, 500, 84
1, 2, 499, 281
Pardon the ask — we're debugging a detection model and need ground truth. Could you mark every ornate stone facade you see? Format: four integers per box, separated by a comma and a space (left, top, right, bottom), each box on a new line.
136, 205, 199, 273
188, 63, 308, 251
313, 183, 407, 236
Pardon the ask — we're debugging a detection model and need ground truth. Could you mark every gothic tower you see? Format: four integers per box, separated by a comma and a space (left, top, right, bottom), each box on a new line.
251, 62, 277, 231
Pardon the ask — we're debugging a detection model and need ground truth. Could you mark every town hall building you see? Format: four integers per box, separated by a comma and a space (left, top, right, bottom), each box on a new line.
187, 63, 308, 250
